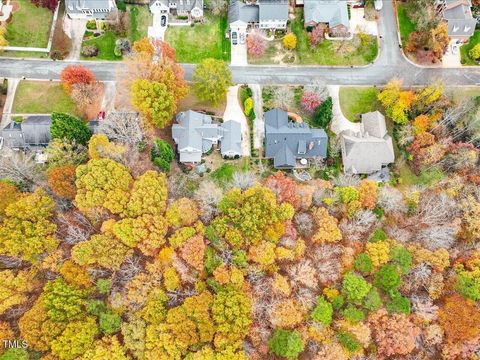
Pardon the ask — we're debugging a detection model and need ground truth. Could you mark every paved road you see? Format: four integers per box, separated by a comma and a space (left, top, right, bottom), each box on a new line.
0, 1, 480, 86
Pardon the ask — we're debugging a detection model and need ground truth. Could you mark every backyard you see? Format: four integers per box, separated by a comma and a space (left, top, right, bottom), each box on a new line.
81, 31, 122, 61
339, 86, 379, 122
5, 0, 54, 47
127, 5, 152, 43
250, 9, 378, 66
460, 31, 480, 65
396, 2, 416, 47
12, 81, 78, 115
165, 15, 231, 63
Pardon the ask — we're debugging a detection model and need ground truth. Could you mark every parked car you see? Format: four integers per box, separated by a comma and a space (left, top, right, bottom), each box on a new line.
374, 0, 383, 10
97, 111, 106, 120
232, 32, 238, 45
240, 33, 245, 44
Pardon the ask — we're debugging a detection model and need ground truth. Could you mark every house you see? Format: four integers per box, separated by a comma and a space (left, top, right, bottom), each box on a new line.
65, 0, 117, 19
228, 0, 289, 33
264, 108, 328, 169
339, 111, 395, 174
303, 0, 350, 34
171, 110, 242, 163
1, 116, 98, 149
149, 0, 204, 20
437, 0, 477, 40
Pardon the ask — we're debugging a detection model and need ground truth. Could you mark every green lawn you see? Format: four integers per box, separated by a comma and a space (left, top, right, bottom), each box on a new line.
339, 87, 379, 122
1, 51, 49, 58
251, 9, 377, 65
5, 0, 54, 47
128, 5, 152, 43
165, 15, 231, 63
12, 81, 78, 115
397, 3, 416, 47
460, 31, 480, 65
445, 86, 480, 102
397, 163, 445, 187
81, 31, 122, 61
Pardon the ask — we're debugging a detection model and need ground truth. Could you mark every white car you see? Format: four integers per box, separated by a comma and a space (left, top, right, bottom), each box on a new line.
374, 0, 383, 10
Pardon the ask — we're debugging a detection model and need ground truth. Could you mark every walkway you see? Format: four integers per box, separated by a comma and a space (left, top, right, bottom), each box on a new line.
328, 85, 360, 135
65, 18, 87, 61
223, 85, 250, 156
1, 78, 19, 126
249, 83, 264, 150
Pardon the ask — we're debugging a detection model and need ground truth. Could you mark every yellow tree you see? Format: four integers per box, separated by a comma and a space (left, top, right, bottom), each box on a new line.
378, 79, 415, 124
166, 198, 200, 227
0, 189, 58, 263
192, 58, 233, 105
87, 134, 126, 160
312, 207, 342, 244
126, 170, 168, 217
0, 270, 36, 315
283, 33, 297, 50
0, 182, 20, 217
0, 24, 8, 50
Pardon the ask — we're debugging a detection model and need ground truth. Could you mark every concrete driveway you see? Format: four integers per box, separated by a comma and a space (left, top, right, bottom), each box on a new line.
350, 7, 378, 36
442, 39, 462, 68
249, 83, 264, 150
64, 18, 87, 61
230, 31, 248, 66
223, 85, 250, 156
148, 13, 167, 40
328, 85, 361, 135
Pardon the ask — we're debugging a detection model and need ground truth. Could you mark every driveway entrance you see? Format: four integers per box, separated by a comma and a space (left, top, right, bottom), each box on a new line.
230, 29, 248, 66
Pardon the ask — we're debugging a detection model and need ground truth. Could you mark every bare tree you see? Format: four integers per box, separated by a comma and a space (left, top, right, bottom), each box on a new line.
415, 191, 457, 227
378, 185, 408, 213
415, 224, 458, 251
332, 173, 361, 187
0, 150, 43, 188
71, 82, 103, 120
99, 112, 145, 145
56, 211, 96, 245
207, 0, 227, 15
294, 212, 314, 238
271, 86, 295, 111
227, 171, 257, 190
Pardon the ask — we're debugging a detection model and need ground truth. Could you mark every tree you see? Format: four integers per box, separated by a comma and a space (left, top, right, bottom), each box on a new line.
0, 189, 58, 263
47, 165, 77, 200
374, 264, 401, 292
131, 79, 176, 128
0, 151, 43, 188
82, 336, 128, 360
87, 133, 126, 160
45, 139, 88, 169
98, 112, 144, 145
312, 97, 333, 128
0, 24, 8, 50
71, 82, 103, 120
342, 272, 371, 303
75, 158, 132, 215
30, 0, 59, 11
179, 235, 205, 272
439, 294, 480, 343
126, 170, 168, 218
470, 43, 480, 60
60, 65, 96, 94
308, 24, 325, 47
312, 207, 342, 244
268, 329, 304, 360
192, 58, 233, 105
0, 182, 20, 218
378, 79, 415, 125
264, 171, 299, 209
283, 33, 297, 50
207, 0, 227, 15
166, 198, 199, 227
301, 91, 322, 113
311, 296, 333, 326
43, 278, 88, 322
51, 317, 98, 360
150, 139, 174, 172
0, 270, 35, 315
247, 31, 266, 57
51, 112, 92, 145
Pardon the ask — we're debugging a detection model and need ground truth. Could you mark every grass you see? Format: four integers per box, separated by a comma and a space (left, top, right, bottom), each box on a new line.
397, 3, 416, 47
211, 163, 237, 183
127, 5, 152, 43
5, 0, 53, 47
445, 86, 480, 102
1, 50, 49, 58
165, 15, 231, 63
291, 9, 378, 65
12, 81, 78, 115
339, 87, 379, 122
460, 31, 480, 65
397, 163, 445, 187
81, 31, 122, 61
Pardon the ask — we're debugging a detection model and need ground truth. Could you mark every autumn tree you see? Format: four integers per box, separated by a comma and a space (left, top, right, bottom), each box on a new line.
247, 31, 266, 57
358, 180, 377, 209
87, 133, 126, 160
51, 112, 92, 145
131, 79, 176, 129
126, 170, 168, 218
0, 182, 20, 217
82, 336, 128, 360
0, 270, 35, 315
0, 24, 8, 50
75, 158, 133, 215
192, 58, 233, 105
283, 33, 297, 50
50, 317, 98, 360
264, 171, 299, 209
166, 198, 200, 227
378, 79, 415, 124
43, 278, 88, 322
47, 165, 77, 200
60, 65, 96, 94
45, 138, 88, 169
71, 82, 103, 120
439, 294, 480, 344
268, 329, 304, 359
312, 207, 342, 244
0, 189, 58, 263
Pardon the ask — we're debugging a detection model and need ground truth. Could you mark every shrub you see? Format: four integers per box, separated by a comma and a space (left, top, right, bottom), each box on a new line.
342, 272, 371, 303
268, 329, 304, 360
114, 38, 131, 57
469, 43, 480, 60
354, 253, 373, 275
282, 33, 297, 50
244, 97, 254, 117
150, 139, 174, 172
369, 228, 387, 242
390, 246, 412, 274
337, 331, 361, 353
310, 296, 333, 326
86, 20, 97, 30
99, 311, 122, 335
374, 264, 401, 292
116, 0, 126, 11
386, 290, 411, 315
312, 97, 333, 128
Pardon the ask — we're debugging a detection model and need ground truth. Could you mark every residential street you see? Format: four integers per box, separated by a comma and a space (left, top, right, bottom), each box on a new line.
0, 1, 479, 86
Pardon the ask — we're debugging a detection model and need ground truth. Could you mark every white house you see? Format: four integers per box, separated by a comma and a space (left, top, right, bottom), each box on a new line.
65, 0, 116, 19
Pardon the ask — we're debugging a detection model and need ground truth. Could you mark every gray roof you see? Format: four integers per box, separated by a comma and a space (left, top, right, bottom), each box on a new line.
229, 0, 259, 23
220, 120, 242, 157
66, 0, 115, 16
2, 116, 52, 148
259, 0, 289, 22
443, 0, 476, 37
150, 0, 203, 12
340, 111, 394, 174
304, 0, 349, 28
265, 108, 328, 169
172, 110, 223, 163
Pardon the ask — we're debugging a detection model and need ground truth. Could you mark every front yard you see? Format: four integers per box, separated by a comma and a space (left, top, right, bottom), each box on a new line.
339, 87, 379, 122
127, 5, 152, 43
81, 31, 122, 61
165, 15, 231, 63
396, 2, 416, 47
5, 0, 54, 47
250, 9, 378, 66
460, 31, 480, 65
12, 81, 78, 115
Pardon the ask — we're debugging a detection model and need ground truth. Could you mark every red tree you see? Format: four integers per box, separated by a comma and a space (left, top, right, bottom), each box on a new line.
308, 24, 325, 48
247, 31, 267, 58
60, 65, 96, 94
301, 91, 322, 113
31, 0, 58, 11
264, 171, 299, 209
